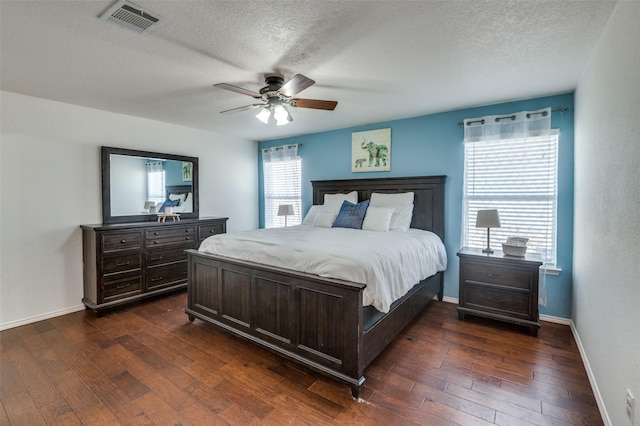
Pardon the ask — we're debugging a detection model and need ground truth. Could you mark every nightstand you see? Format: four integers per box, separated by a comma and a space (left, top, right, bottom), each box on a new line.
457, 247, 543, 336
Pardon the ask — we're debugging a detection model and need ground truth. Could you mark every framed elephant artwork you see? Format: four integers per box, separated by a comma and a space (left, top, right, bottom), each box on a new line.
351, 128, 391, 172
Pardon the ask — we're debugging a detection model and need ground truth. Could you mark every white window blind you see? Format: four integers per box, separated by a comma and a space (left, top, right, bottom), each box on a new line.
462, 132, 559, 265
146, 161, 165, 205
263, 144, 301, 228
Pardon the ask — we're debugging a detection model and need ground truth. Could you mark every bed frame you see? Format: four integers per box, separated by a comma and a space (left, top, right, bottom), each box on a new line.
185, 175, 446, 397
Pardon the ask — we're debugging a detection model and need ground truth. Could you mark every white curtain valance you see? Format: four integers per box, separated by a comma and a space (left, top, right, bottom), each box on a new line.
464, 108, 551, 142
146, 161, 164, 173
262, 144, 299, 163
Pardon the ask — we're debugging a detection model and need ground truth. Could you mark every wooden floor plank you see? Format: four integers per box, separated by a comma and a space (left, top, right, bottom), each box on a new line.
0, 291, 603, 425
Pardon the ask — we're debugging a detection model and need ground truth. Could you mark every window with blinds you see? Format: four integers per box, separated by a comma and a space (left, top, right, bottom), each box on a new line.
462, 132, 559, 265
264, 157, 302, 228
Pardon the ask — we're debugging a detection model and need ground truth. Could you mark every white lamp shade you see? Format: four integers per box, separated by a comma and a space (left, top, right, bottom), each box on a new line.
277, 204, 294, 216
476, 209, 501, 228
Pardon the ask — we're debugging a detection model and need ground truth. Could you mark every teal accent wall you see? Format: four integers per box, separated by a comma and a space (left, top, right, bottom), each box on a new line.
258, 93, 574, 319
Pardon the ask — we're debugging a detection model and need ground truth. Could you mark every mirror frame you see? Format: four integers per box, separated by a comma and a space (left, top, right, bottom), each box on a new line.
101, 146, 199, 224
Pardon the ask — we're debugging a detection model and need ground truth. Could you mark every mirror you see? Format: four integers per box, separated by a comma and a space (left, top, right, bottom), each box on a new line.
101, 146, 199, 223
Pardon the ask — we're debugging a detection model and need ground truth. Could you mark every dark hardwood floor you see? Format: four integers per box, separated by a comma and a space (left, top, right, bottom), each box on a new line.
0, 291, 603, 425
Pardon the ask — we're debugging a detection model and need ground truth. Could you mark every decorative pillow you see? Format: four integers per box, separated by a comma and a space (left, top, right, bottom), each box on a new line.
313, 210, 338, 228
362, 206, 394, 232
159, 198, 181, 212
369, 192, 415, 231
302, 205, 321, 225
333, 200, 370, 229
324, 191, 358, 210
169, 193, 187, 203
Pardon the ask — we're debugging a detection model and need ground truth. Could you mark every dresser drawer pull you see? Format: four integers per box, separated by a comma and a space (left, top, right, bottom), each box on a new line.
120, 239, 126, 244
116, 283, 131, 289
116, 261, 130, 266
154, 241, 159, 244
150, 256, 163, 261
488, 296, 503, 303
209, 230, 215, 233
154, 232, 159, 236
488, 273, 503, 278
151, 277, 163, 282
186, 229, 192, 232
185, 237, 191, 240
182, 272, 187, 275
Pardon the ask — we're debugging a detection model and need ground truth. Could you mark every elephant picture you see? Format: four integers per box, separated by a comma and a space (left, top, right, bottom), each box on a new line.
351, 128, 391, 172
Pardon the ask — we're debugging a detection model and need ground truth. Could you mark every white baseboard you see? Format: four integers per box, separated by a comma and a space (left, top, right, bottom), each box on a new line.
570, 321, 611, 426
0, 304, 86, 331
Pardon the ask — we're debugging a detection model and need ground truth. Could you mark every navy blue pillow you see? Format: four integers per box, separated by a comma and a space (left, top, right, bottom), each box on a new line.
159, 198, 180, 212
333, 200, 370, 229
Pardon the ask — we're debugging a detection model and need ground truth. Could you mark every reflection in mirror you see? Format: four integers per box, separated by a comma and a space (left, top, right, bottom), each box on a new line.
102, 147, 199, 224
109, 155, 194, 216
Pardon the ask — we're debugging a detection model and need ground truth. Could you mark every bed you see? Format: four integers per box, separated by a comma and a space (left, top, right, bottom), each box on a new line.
185, 175, 446, 397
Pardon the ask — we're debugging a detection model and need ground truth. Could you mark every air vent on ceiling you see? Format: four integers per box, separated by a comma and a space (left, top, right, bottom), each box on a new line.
99, 0, 164, 33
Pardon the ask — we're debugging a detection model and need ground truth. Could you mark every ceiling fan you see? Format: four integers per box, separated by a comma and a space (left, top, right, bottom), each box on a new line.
214, 74, 338, 125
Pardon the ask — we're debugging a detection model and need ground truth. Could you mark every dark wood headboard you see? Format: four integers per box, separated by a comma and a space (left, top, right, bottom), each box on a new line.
311, 176, 446, 241
166, 185, 192, 197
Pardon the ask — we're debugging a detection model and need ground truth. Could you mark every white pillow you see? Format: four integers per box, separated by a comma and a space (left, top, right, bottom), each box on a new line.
324, 191, 358, 208
369, 192, 414, 231
302, 205, 321, 225
313, 210, 338, 228
362, 207, 394, 232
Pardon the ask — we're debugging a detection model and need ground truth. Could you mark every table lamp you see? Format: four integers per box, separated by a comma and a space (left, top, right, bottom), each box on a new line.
476, 209, 501, 253
277, 204, 294, 227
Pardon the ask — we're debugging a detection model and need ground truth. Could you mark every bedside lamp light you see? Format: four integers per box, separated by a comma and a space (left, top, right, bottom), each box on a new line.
277, 204, 294, 227
144, 201, 156, 214
476, 209, 501, 254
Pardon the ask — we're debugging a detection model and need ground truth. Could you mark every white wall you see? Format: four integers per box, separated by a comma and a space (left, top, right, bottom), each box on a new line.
574, 2, 640, 425
0, 91, 258, 329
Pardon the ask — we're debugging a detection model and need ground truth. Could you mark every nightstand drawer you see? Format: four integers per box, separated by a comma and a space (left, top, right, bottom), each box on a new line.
462, 262, 532, 290
464, 284, 530, 318
199, 223, 225, 241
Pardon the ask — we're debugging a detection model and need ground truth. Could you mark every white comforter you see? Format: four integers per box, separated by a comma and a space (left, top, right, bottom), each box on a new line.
198, 225, 447, 313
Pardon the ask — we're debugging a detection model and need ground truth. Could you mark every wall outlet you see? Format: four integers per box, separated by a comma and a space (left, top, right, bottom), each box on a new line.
627, 389, 636, 425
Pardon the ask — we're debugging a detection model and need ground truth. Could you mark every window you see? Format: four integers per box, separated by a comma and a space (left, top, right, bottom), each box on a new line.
462, 114, 559, 266
263, 144, 302, 228
146, 161, 166, 205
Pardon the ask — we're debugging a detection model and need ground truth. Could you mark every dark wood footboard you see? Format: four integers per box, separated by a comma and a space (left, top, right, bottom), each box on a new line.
185, 249, 443, 397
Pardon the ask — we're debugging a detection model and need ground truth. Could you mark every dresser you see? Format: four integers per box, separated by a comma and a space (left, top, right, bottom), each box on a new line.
81, 217, 227, 315
457, 247, 543, 336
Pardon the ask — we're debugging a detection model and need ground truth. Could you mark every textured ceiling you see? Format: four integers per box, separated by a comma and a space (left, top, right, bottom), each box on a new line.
0, 1, 616, 141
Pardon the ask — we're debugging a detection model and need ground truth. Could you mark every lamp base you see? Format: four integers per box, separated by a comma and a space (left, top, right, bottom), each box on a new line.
482, 248, 494, 254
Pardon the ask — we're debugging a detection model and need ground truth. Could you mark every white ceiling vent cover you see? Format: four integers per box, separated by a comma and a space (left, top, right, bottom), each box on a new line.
99, 0, 164, 33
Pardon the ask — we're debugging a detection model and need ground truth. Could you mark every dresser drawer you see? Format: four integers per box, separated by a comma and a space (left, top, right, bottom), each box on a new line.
146, 264, 188, 291
464, 284, 530, 319
146, 244, 195, 267
462, 261, 532, 290
146, 226, 196, 247
103, 274, 143, 301
101, 231, 142, 252
199, 223, 225, 241
102, 253, 142, 275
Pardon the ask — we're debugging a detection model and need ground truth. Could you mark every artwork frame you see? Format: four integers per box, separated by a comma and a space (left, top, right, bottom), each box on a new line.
182, 161, 193, 182
352, 128, 391, 172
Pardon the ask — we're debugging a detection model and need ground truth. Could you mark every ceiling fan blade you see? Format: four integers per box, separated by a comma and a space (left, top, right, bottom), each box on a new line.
278, 74, 315, 97
220, 104, 263, 114
291, 98, 337, 111
214, 83, 261, 99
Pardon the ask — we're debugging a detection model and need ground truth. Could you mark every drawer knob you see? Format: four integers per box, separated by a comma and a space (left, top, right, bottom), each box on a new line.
185, 237, 190, 240
488, 296, 503, 303
209, 230, 215, 233
151, 277, 163, 282
154, 232, 159, 236
116, 283, 131, 289
488, 273, 503, 278
154, 241, 159, 244
116, 261, 130, 267
150, 256, 163, 261
120, 239, 126, 244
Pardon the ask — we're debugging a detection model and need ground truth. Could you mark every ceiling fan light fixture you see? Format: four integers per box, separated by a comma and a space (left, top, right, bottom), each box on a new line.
256, 107, 271, 124
274, 104, 292, 126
